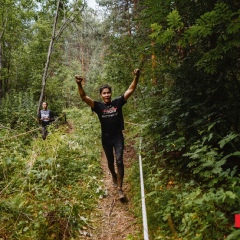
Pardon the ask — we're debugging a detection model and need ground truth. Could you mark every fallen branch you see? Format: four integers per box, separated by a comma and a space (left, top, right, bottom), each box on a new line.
0, 127, 42, 142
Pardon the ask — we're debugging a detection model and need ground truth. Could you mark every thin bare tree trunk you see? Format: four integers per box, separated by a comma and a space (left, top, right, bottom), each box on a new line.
37, 0, 61, 115
0, 12, 8, 100
36, 0, 85, 115
0, 44, 3, 100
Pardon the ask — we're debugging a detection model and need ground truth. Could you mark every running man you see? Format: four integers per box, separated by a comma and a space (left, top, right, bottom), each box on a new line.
75, 69, 140, 199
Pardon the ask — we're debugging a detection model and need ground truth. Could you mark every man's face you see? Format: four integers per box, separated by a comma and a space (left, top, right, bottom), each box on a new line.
42, 102, 48, 110
100, 88, 111, 104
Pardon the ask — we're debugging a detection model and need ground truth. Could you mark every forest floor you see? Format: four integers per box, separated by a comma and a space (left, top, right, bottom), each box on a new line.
89, 144, 141, 240
67, 120, 141, 239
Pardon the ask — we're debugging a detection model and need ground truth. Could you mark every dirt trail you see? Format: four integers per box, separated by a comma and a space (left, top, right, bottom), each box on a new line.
67, 121, 141, 239
90, 144, 141, 240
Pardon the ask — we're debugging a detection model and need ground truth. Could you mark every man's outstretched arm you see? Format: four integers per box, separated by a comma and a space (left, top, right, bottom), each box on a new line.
75, 75, 94, 108
124, 69, 140, 101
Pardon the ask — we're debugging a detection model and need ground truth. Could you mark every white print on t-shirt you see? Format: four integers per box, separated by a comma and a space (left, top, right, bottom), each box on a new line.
41, 110, 50, 122
102, 106, 118, 118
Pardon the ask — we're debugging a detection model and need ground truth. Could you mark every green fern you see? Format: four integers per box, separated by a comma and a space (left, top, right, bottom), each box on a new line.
167, 10, 184, 30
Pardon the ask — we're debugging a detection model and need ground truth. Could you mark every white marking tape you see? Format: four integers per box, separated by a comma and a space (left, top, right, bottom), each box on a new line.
125, 122, 149, 239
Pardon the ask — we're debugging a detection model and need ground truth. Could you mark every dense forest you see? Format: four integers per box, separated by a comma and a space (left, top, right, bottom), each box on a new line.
1, 0, 240, 239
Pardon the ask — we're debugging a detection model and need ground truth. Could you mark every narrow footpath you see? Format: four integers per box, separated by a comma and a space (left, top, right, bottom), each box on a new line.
91, 144, 141, 239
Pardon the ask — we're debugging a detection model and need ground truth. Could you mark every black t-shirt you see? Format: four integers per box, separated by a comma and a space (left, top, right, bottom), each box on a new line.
92, 95, 126, 135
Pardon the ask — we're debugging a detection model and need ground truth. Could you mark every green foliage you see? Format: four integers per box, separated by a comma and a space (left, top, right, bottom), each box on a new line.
226, 230, 240, 240
0, 108, 103, 239
150, 10, 183, 44
1, 0, 240, 239
167, 10, 184, 30
125, 1, 240, 239
0, 90, 37, 131
183, 3, 240, 74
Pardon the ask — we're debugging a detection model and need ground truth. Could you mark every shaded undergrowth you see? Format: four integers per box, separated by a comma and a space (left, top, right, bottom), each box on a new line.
0, 107, 104, 239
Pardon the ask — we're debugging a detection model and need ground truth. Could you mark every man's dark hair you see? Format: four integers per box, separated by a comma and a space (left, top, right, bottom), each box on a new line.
99, 84, 112, 94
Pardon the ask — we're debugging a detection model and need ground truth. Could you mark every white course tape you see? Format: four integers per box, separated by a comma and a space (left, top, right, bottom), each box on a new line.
139, 135, 149, 240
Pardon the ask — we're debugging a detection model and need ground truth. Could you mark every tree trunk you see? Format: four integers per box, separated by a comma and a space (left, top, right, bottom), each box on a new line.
0, 45, 3, 100
0, 14, 7, 100
37, 0, 61, 115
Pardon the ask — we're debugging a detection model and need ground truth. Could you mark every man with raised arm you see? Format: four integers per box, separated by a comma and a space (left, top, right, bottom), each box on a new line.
75, 69, 140, 199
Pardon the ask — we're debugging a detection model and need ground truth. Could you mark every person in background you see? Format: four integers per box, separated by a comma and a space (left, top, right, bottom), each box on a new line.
75, 69, 140, 199
38, 101, 54, 140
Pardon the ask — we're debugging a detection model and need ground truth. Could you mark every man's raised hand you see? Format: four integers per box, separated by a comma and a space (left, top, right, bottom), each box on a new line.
75, 75, 84, 84
134, 69, 140, 77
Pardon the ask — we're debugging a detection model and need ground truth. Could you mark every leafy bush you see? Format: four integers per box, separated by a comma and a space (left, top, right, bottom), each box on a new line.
0, 108, 104, 239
